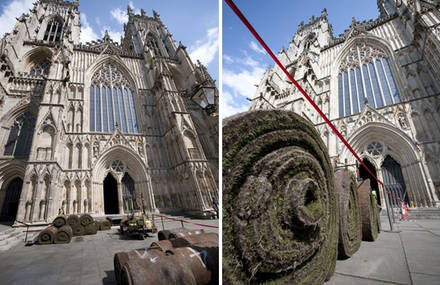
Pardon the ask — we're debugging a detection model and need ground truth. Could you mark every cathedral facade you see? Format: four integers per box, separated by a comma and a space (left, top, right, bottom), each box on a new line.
0, 0, 218, 224
250, 0, 440, 208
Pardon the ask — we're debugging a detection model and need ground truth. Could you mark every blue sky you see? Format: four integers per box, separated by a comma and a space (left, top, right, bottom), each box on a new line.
222, 0, 380, 118
0, 0, 219, 82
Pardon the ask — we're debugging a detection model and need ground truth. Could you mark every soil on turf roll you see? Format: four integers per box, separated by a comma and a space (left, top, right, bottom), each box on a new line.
67, 214, 80, 228
358, 179, 380, 241
53, 215, 67, 228
79, 213, 94, 226
54, 225, 73, 244
223, 110, 338, 284
38, 225, 57, 244
334, 169, 362, 259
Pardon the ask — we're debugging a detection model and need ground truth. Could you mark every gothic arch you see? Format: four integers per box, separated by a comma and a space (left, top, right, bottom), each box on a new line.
340, 121, 436, 207
84, 56, 138, 92
23, 47, 53, 72
330, 35, 406, 118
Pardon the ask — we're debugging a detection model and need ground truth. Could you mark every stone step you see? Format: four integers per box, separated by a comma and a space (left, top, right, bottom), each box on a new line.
0, 230, 25, 250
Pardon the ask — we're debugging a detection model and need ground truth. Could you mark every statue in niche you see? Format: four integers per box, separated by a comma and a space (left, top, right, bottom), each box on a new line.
398, 112, 408, 129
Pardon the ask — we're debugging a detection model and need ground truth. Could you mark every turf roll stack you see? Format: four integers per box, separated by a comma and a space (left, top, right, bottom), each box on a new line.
334, 169, 362, 259
223, 110, 338, 284
53, 215, 67, 228
54, 225, 73, 244
38, 225, 57, 244
358, 179, 380, 241
114, 232, 219, 285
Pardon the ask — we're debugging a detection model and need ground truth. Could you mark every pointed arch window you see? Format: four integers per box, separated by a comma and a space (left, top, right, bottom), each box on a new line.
4, 112, 36, 158
338, 43, 401, 118
43, 19, 63, 43
30, 60, 51, 77
146, 34, 162, 56
89, 63, 139, 133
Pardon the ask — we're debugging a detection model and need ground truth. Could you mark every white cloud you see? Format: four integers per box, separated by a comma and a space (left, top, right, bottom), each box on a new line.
189, 27, 219, 67
101, 28, 122, 44
0, 0, 34, 38
223, 54, 234, 64
222, 54, 266, 118
110, 7, 128, 25
80, 13, 99, 43
249, 41, 265, 54
221, 90, 249, 119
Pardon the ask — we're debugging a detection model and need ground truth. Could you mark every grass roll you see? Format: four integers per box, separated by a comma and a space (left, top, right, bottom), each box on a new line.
67, 214, 80, 228
38, 226, 57, 245
85, 222, 98, 235
223, 110, 338, 284
54, 225, 73, 244
358, 179, 380, 241
79, 213, 94, 226
334, 169, 362, 259
52, 215, 67, 228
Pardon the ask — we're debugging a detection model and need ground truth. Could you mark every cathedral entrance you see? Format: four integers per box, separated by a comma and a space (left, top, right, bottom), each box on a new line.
382, 156, 407, 207
359, 159, 381, 206
103, 174, 119, 214
0, 178, 23, 221
122, 173, 137, 213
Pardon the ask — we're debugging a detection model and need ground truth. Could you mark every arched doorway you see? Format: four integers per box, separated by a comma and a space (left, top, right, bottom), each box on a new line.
358, 159, 381, 206
382, 155, 408, 207
122, 173, 136, 213
103, 173, 119, 214
1, 178, 23, 221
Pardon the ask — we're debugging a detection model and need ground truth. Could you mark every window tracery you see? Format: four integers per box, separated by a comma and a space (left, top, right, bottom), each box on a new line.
90, 63, 139, 133
338, 43, 401, 118
43, 19, 63, 43
30, 60, 51, 77
4, 112, 36, 158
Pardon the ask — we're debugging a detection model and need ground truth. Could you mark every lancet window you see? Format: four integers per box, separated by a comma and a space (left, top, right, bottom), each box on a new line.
90, 63, 139, 133
338, 43, 401, 118
43, 19, 63, 43
3, 112, 36, 158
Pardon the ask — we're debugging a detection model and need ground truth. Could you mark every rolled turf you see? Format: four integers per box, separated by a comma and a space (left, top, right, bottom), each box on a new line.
79, 213, 94, 226
53, 215, 67, 228
358, 179, 380, 241
222, 110, 338, 284
67, 214, 80, 228
54, 225, 73, 244
334, 169, 362, 259
38, 226, 57, 244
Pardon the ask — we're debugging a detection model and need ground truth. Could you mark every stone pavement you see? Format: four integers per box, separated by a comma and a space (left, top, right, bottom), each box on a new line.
0, 216, 218, 285
325, 216, 440, 285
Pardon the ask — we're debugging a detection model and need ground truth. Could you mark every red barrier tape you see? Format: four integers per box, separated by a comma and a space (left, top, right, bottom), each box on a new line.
152, 214, 219, 229
225, 0, 402, 203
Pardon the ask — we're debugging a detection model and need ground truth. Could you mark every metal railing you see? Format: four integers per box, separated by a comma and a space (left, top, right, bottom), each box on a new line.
14, 220, 31, 244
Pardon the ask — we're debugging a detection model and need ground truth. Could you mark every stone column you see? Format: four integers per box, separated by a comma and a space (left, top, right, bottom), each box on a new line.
46, 179, 54, 221
67, 183, 72, 214
191, 170, 206, 210
77, 181, 82, 213
31, 179, 42, 222
117, 180, 124, 214
376, 168, 387, 209
16, 181, 30, 222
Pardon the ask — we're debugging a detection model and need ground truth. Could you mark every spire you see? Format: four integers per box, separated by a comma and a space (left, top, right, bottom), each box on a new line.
321, 8, 327, 18
103, 30, 110, 42
127, 5, 133, 15
141, 8, 146, 17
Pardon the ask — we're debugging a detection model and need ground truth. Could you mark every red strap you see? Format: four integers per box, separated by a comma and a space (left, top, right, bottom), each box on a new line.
224, 0, 401, 203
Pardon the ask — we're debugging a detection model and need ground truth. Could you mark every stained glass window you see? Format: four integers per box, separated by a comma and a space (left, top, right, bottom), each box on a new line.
4, 112, 36, 158
89, 63, 139, 133
337, 43, 401, 118
30, 60, 50, 77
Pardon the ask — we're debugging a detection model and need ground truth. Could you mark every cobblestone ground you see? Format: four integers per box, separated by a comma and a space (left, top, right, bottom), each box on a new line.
0, 216, 218, 285
325, 216, 440, 285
